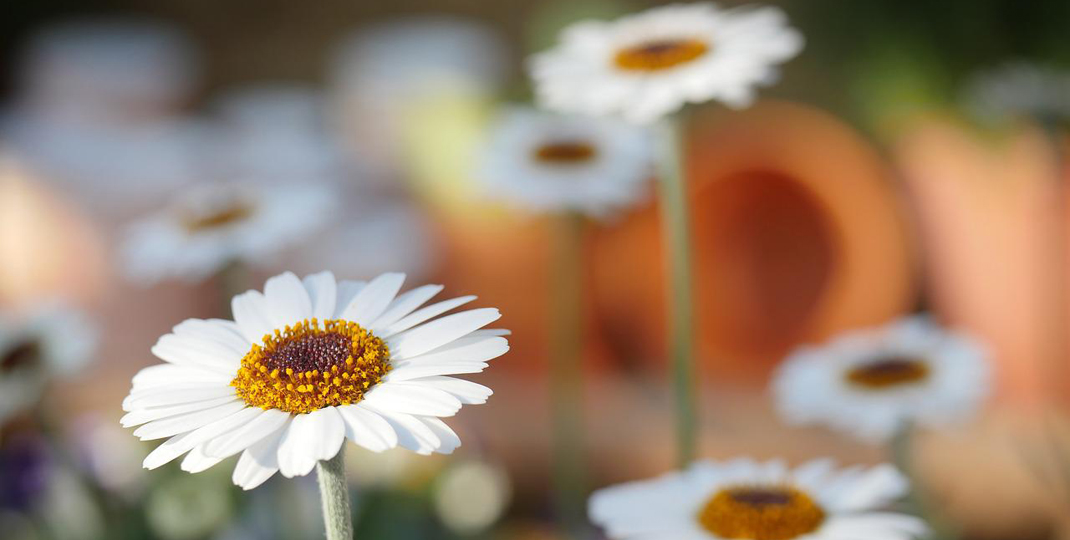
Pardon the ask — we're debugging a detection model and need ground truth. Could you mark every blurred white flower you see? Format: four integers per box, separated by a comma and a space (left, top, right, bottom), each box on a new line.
120, 182, 336, 285
964, 62, 1070, 123
328, 17, 508, 179
434, 460, 511, 535
529, 2, 803, 123
0, 304, 98, 422
773, 316, 992, 443
590, 458, 925, 540
146, 472, 233, 540
209, 84, 348, 186
478, 106, 654, 217
121, 271, 509, 490
0, 18, 204, 216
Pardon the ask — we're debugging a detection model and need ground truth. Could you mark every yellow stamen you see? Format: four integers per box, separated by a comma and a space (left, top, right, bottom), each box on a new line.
614, 38, 710, 72
697, 485, 824, 540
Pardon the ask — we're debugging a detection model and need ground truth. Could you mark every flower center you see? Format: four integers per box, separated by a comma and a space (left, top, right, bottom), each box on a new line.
231, 318, 391, 414
532, 141, 598, 165
845, 356, 931, 390
697, 485, 825, 540
0, 341, 41, 372
182, 202, 254, 233
614, 38, 710, 71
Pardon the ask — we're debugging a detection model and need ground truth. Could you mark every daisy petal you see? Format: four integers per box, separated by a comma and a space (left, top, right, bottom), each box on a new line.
362, 384, 463, 417
419, 417, 461, 454
181, 444, 225, 474
143, 407, 261, 470
338, 404, 399, 452
233, 425, 288, 490
389, 308, 501, 358
341, 272, 406, 327
204, 408, 291, 459
232, 290, 276, 343
277, 407, 346, 478
369, 284, 444, 331
263, 271, 313, 327
380, 296, 477, 338
361, 406, 440, 455
121, 396, 239, 428
302, 271, 338, 320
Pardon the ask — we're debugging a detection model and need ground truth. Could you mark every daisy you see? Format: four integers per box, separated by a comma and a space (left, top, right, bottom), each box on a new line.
121, 271, 509, 490
773, 316, 991, 443
590, 458, 926, 540
120, 182, 335, 285
0, 304, 98, 422
477, 106, 653, 217
528, 2, 804, 124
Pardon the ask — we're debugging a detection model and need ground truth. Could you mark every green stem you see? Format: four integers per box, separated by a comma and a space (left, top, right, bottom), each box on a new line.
890, 424, 958, 540
316, 450, 354, 540
656, 116, 698, 467
549, 212, 588, 536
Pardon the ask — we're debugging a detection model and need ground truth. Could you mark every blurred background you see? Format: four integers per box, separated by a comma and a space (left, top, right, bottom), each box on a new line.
1, 0, 1070, 539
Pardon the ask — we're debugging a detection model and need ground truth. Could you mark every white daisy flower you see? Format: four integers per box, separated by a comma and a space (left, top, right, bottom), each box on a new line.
121, 271, 509, 490
477, 106, 653, 217
0, 304, 98, 422
773, 316, 991, 443
529, 2, 804, 124
963, 62, 1070, 123
120, 182, 335, 285
591, 458, 926, 540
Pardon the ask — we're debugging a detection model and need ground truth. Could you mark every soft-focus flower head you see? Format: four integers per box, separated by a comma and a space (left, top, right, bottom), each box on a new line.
964, 62, 1070, 124
477, 106, 654, 218
121, 271, 509, 490
590, 457, 925, 540
0, 303, 98, 422
120, 182, 336, 286
529, 2, 804, 124
773, 316, 992, 443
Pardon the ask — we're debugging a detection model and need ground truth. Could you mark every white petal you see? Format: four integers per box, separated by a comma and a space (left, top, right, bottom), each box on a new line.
204, 408, 291, 459
361, 406, 440, 455
399, 336, 509, 365
232, 425, 288, 490
362, 384, 463, 417
825, 464, 910, 512
123, 384, 235, 412
130, 364, 232, 391
231, 290, 276, 343
302, 271, 338, 320
369, 284, 444, 332
388, 308, 501, 358
151, 334, 239, 373
172, 319, 249, 356
385, 362, 489, 382
380, 296, 477, 338
276, 407, 346, 478
419, 417, 461, 454
121, 395, 239, 427
143, 407, 261, 470
340, 273, 405, 327
333, 281, 367, 318
264, 272, 313, 326
410, 376, 493, 404
181, 444, 225, 474
135, 401, 248, 440
337, 404, 399, 452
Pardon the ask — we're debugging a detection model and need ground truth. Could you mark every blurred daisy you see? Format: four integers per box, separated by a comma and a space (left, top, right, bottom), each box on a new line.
122, 271, 509, 490
773, 316, 991, 443
478, 107, 653, 217
529, 2, 803, 124
120, 182, 334, 285
964, 62, 1070, 123
590, 458, 926, 540
0, 304, 98, 423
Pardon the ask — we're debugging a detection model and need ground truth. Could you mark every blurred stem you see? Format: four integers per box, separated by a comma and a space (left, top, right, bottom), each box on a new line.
217, 259, 250, 315
890, 424, 958, 540
316, 450, 354, 540
656, 115, 697, 467
550, 211, 588, 536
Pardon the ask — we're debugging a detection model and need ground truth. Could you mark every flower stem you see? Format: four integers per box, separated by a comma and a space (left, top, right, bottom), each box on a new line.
316, 450, 354, 540
890, 424, 958, 540
549, 212, 588, 535
656, 116, 698, 467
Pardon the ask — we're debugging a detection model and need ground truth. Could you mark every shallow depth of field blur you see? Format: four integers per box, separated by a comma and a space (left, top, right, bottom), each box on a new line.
2, 0, 1070, 539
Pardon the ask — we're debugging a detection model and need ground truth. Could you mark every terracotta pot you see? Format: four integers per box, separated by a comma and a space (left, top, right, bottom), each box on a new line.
591, 101, 917, 385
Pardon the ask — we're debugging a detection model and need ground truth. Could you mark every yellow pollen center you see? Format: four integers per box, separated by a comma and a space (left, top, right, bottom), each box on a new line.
698, 485, 825, 540
230, 318, 390, 414
845, 356, 931, 390
532, 141, 598, 165
182, 202, 254, 232
614, 38, 710, 71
